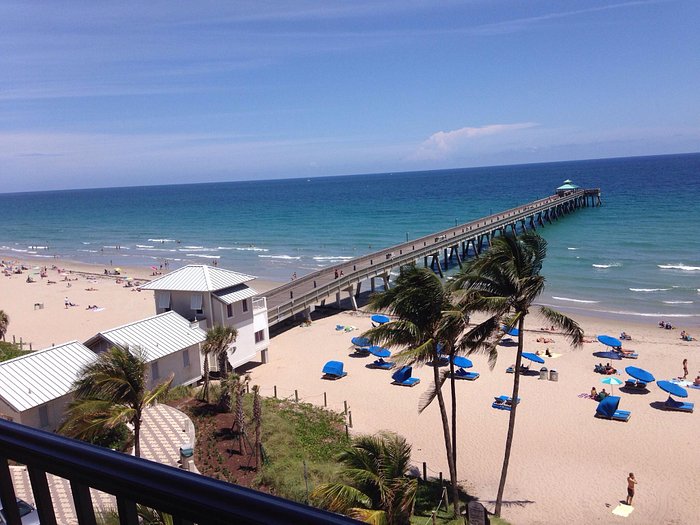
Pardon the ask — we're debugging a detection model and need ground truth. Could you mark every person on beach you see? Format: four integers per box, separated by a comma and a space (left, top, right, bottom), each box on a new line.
682, 359, 688, 379
334, 269, 339, 279
591, 387, 598, 399
626, 473, 637, 505
64, 297, 69, 309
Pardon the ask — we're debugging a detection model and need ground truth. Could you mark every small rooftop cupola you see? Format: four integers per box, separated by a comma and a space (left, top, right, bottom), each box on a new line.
556, 179, 580, 196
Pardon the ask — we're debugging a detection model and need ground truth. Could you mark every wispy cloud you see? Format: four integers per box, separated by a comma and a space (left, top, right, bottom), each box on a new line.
412, 123, 539, 161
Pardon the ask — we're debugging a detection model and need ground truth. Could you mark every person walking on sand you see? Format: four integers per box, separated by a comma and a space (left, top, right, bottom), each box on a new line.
626, 473, 637, 505
682, 359, 688, 379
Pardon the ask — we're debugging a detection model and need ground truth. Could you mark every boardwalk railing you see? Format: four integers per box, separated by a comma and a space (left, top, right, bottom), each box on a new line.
263, 188, 600, 325
0, 419, 358, 525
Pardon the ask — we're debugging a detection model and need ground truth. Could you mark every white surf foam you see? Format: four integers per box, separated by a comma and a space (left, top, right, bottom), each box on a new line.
567, 247, 578, 250
259, 255, 301, 260
186, 254, 220, 259
313, 256, 354, 261
658, 264, 700, 271
629, 288, 670, 292
592, 263, 621, 269
551, 296, 599, 304
663, 301, 693, 304
148, 238, 176, 243
136, 245, 154, 249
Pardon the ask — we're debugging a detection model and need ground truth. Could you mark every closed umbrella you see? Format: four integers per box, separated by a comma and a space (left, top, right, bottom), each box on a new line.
601, 376, 623, 394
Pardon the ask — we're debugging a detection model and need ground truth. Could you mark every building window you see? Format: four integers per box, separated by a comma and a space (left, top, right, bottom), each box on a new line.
39, 405, 49, 428
151, 361, 160, 380
255, 329, 265, 343
242, 299, 248, 312
226, 303, 233, 318
183, 349, 190, 368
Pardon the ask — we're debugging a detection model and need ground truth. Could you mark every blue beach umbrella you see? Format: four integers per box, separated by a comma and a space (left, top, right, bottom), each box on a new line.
351, 336, 371, 348
657, 380, 688, 398
502, 326, 519, 337
597, 335, 622, 348
368, 346, 391, 358
601, 376, 623, 393
522, 352, 545, 364
625, 366, 655, 384
451, 356, 473, 369
371, 314, 391, 325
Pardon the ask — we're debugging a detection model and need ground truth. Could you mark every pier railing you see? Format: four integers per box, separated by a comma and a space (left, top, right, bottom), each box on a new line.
263, 188, 599, 325
0, 418, 358, 525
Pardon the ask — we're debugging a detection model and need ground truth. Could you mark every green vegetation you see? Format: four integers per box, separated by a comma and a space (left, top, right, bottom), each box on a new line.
0, 341, 30, 362
161, 384, 195, 403
200, 325, 237, 402
0, 309, 9, 341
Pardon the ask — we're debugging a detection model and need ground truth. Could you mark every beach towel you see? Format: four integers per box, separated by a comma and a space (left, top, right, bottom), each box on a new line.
545, 352, 562, 359
689, 384, 700, 390
612, 504, 634, 517
578, 393, 593, 399
670, 378, 692, 387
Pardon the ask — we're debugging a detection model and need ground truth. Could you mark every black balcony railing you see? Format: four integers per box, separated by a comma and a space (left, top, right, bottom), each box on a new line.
0, 419, 359, 525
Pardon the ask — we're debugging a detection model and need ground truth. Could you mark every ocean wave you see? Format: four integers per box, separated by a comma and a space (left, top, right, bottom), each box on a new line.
77, 249, 99, 253
148, 238, 176, 243
186, 254, 220, 259
629, 288, 670, 292
663, 301, 693, 304
258, 255, 301, 260
82, 242, 91, 245
539, 302, 699, 318
233, 247, 269, 252
135, 244, 154, 249
592, 263, 621, 269
567, 247, 578, 250
29, 246, 48, 250
657, 264, 700, 271
182, 245, 204, 250
313, 256, 354, 261
551, 296, 599, 304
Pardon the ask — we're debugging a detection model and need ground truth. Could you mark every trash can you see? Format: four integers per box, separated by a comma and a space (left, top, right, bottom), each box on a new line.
550, 369, 558, 382
539, 367, 548, 380
179, 444, 194, 470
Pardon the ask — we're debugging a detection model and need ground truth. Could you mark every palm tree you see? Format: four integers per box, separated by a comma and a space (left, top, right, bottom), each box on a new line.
450, 232, 583, 516
60, 346, 172, 458
362, 266, 461, 517
0, 310, 9, 341
200, 325, 237, 402
311, 432, 417, 525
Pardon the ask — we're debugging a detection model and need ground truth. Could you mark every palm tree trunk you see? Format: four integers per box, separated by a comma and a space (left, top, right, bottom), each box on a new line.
495, 315, 526, 516
448, 353, 460, 515
133, 414, 141, 458
218, 352, 228, 380
202, 354, 210, 402
433, 356, 459, 518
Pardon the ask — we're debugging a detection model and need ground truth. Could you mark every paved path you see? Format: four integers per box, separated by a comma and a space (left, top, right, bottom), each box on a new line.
10, 404, 196, 524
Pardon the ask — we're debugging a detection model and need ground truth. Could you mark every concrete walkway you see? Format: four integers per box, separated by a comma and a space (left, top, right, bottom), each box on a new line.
10, 403, 196, 524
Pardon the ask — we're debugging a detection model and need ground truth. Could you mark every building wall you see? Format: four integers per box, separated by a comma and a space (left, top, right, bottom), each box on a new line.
146, 344, 203, 389
0, 398, 19, 424
157, 291, 212, 323
16, 394, 73, 432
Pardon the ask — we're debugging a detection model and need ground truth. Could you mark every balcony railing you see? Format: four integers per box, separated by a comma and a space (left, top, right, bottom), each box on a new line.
252, 297, 267, 311
0, 419, 359, 525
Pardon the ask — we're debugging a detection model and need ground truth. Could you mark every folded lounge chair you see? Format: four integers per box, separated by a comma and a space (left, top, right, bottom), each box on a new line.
492, 395, 520, 410
453, 368, 480, 380
663, 397, 694, 413
624, 379, 648, 389
391, 366, 420, 387
322, 360, 347, 380
595, 395, 631, 422
368, 358, 394, 370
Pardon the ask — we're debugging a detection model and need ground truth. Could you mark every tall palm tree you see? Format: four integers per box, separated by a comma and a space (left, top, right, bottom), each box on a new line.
450, 232, 583, 516
60, 346, 173, 458
200, 325, 237, 402
0, 310, 9, 341
363, 266, 461, 517
311, 432, 417, 525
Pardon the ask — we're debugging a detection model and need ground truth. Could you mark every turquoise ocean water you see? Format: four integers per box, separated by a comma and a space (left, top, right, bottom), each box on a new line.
2, 153, 699, 325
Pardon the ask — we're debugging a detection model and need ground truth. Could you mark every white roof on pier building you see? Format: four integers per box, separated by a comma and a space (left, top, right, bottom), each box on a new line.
141, 264, 256, 292
0, 341, 97, 412
557, 179, 580, 190
84, 311, 206, 362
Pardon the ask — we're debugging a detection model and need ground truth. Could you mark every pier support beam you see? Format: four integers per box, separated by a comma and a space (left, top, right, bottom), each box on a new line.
335, 292, 341, 309
381, 273, 390, 290
370, 277, 376, 292
346, 285, 358, 311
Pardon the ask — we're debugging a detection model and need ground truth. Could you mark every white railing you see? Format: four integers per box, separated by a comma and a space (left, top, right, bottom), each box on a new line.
252, 297, 267, 311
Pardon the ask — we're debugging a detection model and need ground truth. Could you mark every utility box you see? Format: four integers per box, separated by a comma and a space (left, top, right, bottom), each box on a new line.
179, 444, 194, 470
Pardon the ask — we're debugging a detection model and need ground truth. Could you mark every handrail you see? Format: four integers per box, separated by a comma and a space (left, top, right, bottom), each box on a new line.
0, 419, 359, 525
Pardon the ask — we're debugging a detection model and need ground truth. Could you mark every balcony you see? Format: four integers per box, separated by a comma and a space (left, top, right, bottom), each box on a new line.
0, 419, 358, 525
252, 297, 267, 312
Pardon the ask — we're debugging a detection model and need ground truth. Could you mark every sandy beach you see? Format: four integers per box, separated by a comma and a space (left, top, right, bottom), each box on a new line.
2, 257, 698, 524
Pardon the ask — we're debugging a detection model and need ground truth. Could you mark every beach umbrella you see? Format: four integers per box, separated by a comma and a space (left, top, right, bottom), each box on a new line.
597, 335, 622, 348
625, 366, 655, 384
522, 352, 545, 364
502, 326, 519, 337
451, 356, 473, 369
601, 376, 623, 393
368, 346, 391, 358
371, 314, 390, 325
351, 336, 371, 348
657, 380, 688, 398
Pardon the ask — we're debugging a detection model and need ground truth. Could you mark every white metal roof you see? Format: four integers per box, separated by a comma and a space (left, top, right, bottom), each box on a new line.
86, 311, 206, 362
0, 341, 97, 413
214, 284, 259, 305
140, 265, 256, 292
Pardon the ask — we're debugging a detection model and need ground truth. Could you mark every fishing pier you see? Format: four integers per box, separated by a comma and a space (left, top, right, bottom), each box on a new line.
263, 187, 600, 326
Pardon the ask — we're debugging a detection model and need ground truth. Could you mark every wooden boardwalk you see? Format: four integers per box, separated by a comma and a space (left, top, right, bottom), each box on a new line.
262, 188, 600, 326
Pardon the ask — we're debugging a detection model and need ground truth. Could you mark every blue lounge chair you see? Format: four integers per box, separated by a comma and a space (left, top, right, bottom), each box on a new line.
595, 396, 631, 421
663, 397, 694, 413
453, 368, 480, 380
391, 366, 420, 387
322, 360, 347, 380
492, 395, 520, 410
369, 358, 394, 370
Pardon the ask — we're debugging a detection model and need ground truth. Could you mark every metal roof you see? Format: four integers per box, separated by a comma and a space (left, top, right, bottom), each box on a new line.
86, 311, 206, 363
214, 284, 258, 305
0, 341, 97, 412
557, 179, 580, 190
140, 265, 256, 292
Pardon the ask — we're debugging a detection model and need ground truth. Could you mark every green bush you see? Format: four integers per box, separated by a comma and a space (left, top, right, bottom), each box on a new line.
87, 422, 133, 452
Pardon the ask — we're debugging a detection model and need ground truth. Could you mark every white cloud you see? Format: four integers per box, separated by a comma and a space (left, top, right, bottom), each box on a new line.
412, 123, 539, 160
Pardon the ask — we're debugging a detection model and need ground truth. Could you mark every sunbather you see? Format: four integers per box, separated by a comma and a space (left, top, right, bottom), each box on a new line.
591, 387, 598, 399
604, 363, 617, 375
694, 375, 700, 387
597, 389, 608, 401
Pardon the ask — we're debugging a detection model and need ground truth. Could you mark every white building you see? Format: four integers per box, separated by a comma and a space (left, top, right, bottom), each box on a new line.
0, 341, 97, 431
140, 265, 269, 371
84, 311, 206, 388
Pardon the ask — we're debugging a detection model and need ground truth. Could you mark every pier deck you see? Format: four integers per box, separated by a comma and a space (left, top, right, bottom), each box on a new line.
262, 188, 600, 325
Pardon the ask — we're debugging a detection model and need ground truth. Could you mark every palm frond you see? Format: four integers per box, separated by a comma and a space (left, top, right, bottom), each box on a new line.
311, 483, 372, 513
538, 305, 584, 347
417, 369, 449, 414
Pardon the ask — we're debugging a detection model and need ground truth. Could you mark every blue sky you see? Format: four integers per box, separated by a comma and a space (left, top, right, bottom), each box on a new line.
1, 0, 699, 191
